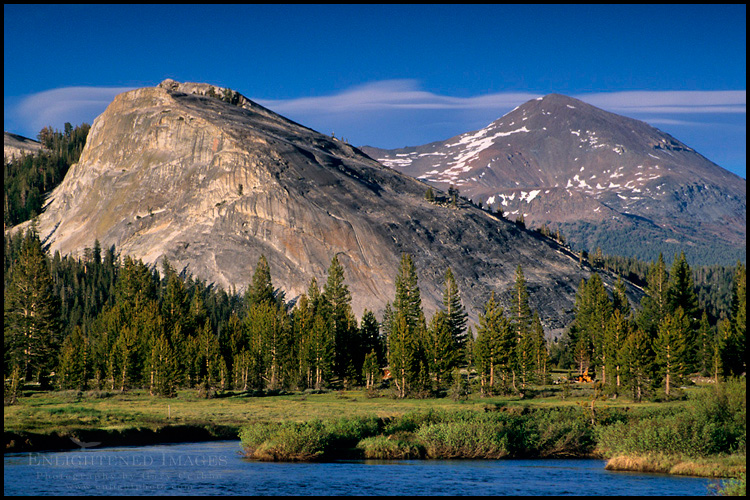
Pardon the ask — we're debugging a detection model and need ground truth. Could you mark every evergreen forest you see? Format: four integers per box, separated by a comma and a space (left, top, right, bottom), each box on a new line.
4, 223, 745, 403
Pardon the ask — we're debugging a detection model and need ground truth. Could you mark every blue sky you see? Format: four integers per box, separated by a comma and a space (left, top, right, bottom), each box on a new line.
4, 4, 746, 178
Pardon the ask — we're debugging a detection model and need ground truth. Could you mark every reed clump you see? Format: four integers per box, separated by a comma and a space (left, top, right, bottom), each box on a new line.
240, 416, 382, 461
416, 421, 511, 459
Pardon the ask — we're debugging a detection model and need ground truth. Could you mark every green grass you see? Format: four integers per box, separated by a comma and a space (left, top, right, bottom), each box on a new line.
2, 381, 712, 435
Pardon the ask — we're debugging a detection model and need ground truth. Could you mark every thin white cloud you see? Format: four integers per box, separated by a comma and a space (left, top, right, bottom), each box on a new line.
8, 86, 135, 136
575, 90, 746, 114
258, 82, 745, 117
257, 79, 541, 114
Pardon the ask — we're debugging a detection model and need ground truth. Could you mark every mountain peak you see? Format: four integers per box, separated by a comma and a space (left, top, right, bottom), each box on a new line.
362, 93, 745, 265
10, 81, 624, 331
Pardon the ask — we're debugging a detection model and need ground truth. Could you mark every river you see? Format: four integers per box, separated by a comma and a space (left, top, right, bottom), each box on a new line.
4, 440, 718, 496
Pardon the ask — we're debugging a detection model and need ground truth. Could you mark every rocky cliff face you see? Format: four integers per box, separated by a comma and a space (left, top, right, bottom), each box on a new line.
14, 81, 640, 335
363, 94, 746, 265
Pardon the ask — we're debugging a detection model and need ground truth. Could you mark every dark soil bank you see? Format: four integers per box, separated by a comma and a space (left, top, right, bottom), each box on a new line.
5, 424, 239, 453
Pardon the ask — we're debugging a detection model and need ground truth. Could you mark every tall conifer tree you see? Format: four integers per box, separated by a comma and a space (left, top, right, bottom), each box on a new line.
654, 307, 691, 396
638, 253, 669, 337
474, 292, 512, 396
387, 254, 427, 397
442, 268, 468, 353
4, 226, 61, 382
323, 255, 359, 384
510, 265, 533, 389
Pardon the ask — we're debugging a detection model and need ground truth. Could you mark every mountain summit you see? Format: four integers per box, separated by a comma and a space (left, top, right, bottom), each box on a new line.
13, 81, 637, 333
363, 94, 746, 265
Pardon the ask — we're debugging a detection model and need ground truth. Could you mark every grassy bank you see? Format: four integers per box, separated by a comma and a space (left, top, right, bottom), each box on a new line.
5, 424, 238, 453
604, 453, 746, 478
3, 385, 584, 452
595, 378, 745, 483
4, 380, 639, 451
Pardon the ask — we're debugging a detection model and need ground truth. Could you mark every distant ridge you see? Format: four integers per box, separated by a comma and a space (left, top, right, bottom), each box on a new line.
4, 131, 43, 160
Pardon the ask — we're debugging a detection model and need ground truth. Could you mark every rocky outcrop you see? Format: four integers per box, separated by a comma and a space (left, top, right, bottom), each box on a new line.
12, 81, 641, 335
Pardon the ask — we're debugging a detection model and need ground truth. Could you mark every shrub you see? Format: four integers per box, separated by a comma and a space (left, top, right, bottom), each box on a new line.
241, 416, 382, 461
415, 421, 510, 459
252, 420, 330, 461
324, 416, 382, 450
524, 407, 597, 457
596, 380, 746, 458
356, 435, 424, 459
239, 422, 276, 457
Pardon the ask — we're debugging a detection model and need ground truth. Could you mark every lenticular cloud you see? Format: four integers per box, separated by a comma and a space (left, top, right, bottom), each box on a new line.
10, 86, 135, 136
258, 79, 541, 113
576, 90, 746, 114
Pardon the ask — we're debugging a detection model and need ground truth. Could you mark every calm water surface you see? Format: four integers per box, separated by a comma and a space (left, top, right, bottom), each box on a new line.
4, 440, 717, 496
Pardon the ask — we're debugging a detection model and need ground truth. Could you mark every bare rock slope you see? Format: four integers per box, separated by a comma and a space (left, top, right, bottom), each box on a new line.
16, 80, 638, 333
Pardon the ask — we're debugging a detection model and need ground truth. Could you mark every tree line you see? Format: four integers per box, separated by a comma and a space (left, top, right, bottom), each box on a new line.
4, 224, 745, 402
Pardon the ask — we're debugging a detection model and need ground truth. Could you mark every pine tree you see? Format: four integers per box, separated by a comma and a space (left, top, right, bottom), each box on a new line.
196, 320, 222, 396
666, 251, 701, 369
388, 311, 414, 398
442, 268, 468, 357
509, 265, 533, 389
292, 293, 314, 389
387, 254, 427, 397
161, 258, 190, 334
603, 309, 630, 397
309, 311, 334, 390
359, 309, 383, 367
618, 327, 653, 402
149, 333, 178, 396
569, 274, 612, 381
667, 251, 701, 324
362, 350, 379, 389
303, 278, 334, 389
530, 312, 549, 385
720, 262, 746, 377
323, 255, 359, 385
57, 326, 90, 390
695, 312, 713, 376
4, 226, 61, 382
654, 307, 691, 396
474, 292, 512, 396
637, 253, 669, 337
426, 310, 455, 390
245, 255, 276, 308
463, 326, 475, 369
611, 276, 631, 317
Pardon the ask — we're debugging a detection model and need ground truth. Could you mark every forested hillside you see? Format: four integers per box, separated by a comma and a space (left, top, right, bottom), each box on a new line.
3, 123, 90, 227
